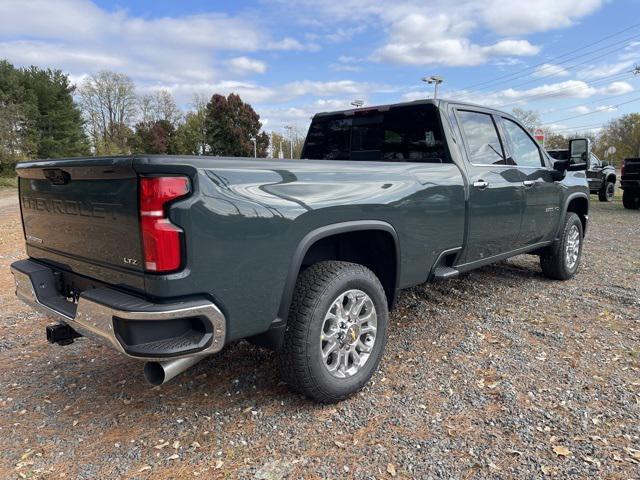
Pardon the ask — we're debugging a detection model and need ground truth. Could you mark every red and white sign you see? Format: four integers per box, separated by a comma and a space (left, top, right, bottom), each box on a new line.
533, 128, 545, 146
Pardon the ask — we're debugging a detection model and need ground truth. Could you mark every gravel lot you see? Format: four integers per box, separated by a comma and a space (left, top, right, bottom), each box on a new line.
0, 188, 638, 479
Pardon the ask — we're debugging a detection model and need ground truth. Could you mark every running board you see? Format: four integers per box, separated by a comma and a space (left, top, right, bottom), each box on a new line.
433, 266, 460, 280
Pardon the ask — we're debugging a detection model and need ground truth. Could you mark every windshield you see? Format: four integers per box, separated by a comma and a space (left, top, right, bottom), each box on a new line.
302, 103, 449, 163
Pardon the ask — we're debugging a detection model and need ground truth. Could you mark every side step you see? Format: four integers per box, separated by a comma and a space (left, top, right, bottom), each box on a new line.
433, 266, 460, 280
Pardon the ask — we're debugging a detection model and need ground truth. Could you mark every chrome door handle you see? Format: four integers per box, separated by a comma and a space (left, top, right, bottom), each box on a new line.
523, 180, 535, 187
473, 180, 489, 189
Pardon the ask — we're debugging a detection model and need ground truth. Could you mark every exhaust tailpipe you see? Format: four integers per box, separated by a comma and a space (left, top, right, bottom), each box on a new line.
143, 356, 204, 386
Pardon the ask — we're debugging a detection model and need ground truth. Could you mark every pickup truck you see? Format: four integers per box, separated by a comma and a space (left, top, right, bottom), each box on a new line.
11, 100, 590, 403
621, 158, 640, 209
547, 148, 616, 202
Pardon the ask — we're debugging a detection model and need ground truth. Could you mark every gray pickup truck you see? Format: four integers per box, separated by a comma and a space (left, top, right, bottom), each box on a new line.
11, 100, 590, 402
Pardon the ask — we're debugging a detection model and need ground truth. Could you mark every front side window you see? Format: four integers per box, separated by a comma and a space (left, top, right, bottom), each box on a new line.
502, 118, 543, 168
457, 110, 506, 165
590, 153, 601, 167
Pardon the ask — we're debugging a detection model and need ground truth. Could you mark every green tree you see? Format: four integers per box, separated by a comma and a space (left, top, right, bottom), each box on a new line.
204, 93, 268, 157
129, 120, 178, 154
597, 114, 640, 165
542, 130, 568, 150
22, 66, 89, 159
270, 130, 306, 159
0, 60, 88, 172
175, 95, 207, 155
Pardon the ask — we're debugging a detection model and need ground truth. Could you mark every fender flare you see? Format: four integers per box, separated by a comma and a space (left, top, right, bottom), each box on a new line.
277, 220, 401, 321
556, 192, 589, 240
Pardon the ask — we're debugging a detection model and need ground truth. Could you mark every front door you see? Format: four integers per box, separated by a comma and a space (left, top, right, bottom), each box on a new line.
586, 153, 603, 191
499, 116, 562, 246
454, 108, 525, 263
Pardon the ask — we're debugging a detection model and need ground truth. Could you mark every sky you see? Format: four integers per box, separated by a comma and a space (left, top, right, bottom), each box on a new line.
1, 0, 639, 137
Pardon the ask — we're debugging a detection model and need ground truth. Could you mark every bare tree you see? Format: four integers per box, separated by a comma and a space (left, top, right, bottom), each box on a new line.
138, 89, 182, 125
79, 71, 137, 154
511, 108, 541, 132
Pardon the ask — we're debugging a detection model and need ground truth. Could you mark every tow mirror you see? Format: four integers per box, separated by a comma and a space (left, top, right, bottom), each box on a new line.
568, 138, 590, 171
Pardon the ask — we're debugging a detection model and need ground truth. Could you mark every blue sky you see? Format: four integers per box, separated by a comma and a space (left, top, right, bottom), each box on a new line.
1, 0, 639, 136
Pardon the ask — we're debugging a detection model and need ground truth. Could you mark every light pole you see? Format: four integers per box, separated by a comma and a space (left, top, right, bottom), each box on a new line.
284, 125, 294, 159
422, 75, 443, 99
351, 100, 364, 108
250, 136, 257, 158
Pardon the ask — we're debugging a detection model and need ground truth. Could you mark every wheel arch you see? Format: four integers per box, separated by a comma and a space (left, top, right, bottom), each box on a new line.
249, 221, 400, 352
279, 221, 400, 321
559, 193, 589, 238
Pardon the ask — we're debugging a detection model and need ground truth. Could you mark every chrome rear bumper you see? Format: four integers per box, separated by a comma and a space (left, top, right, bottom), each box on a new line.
11, 259, 226, 361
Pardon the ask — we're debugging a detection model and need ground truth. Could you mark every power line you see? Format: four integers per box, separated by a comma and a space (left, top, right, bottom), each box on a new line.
542, 95, 640, 125
540, 89, 640, 115
451, 21, 640, 93
552, 122, 607, 132
491, 71, 634, 109
502, 40, 639, 92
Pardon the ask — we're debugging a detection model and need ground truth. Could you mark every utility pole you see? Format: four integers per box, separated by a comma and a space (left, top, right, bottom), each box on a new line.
422, 75, 443, 99
250, 136, 257, 158
284, 125, 294, 159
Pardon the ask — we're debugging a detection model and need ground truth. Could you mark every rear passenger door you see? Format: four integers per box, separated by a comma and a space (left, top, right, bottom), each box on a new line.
454, 108, 525, 263
499, 116, 561, 246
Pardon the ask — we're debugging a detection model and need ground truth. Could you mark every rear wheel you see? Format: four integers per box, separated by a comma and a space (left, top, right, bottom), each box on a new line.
540, 212, 583, 280
278, 261, 388, 403
622, 189, 640, 209
598, 181, 615, 202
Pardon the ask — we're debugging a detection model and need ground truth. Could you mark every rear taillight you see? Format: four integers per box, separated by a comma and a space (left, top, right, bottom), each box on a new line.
139, 176, 190, 273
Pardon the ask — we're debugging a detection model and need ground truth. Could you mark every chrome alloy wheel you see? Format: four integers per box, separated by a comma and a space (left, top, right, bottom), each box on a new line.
320, 289, 377, 378
565, 224, 580, 270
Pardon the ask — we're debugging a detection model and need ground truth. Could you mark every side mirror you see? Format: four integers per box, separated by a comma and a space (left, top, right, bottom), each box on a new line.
568, 138, 590, 171
601, 160, 609, 167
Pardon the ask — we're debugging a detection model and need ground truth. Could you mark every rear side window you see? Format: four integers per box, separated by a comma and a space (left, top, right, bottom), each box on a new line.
303, 117, 351, 160
302, 104, 449, 163
457, 110, 506, 165
501, 118, 543, 168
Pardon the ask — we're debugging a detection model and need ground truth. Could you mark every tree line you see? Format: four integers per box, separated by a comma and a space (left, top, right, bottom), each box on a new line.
512, 107, 640, 165
0, 62, 277, 174
2, 59, 639, 176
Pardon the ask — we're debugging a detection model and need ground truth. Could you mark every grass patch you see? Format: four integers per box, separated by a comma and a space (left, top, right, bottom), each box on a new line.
0, 176, 17, 189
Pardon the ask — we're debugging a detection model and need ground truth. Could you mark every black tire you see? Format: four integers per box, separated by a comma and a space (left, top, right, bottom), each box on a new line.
622, 189, 640, 209
540, 212, 584, 280
278, 261, 389, 403
598, 181, 615, 202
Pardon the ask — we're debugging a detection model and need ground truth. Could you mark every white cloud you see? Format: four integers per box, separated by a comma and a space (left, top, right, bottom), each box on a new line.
372, 13, 539, 66
0, 0, 313, 89
571, 105, 591, 114
480, 0, 604, 35
600, 81, 634, 95
533, 63, 570, 78
226, 57, 267, 75
158, 79, 381, 106
579, 61, 634, 80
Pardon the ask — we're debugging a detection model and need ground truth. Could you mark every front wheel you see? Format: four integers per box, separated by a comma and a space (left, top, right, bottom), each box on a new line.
622, 189, 640, 209
540, 212, 584, 280
598, 181, 615, 202
278, 261, 389, 403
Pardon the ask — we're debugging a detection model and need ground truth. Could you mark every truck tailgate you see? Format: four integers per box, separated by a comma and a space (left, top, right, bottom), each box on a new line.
16, 157, 144, 277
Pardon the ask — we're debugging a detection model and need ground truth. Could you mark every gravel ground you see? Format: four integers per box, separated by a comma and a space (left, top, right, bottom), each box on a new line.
0, 189, 638, 479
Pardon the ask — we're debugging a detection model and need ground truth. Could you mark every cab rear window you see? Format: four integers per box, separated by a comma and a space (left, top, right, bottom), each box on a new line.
302, 103, 450, 163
